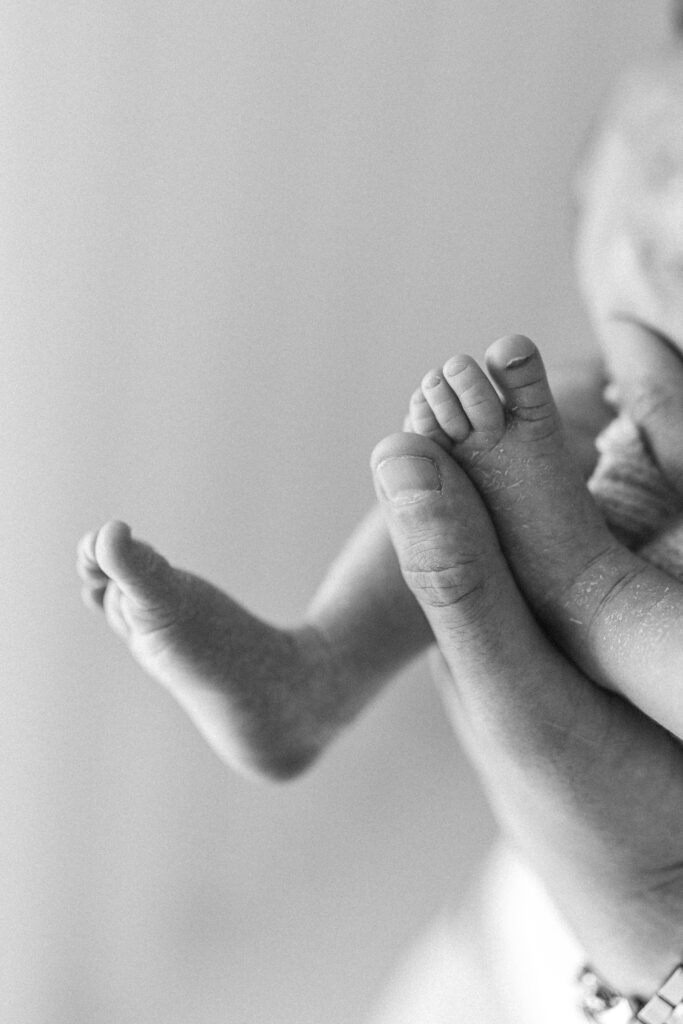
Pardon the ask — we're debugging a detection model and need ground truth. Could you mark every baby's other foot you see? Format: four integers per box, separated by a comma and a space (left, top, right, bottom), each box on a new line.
408, 336, 641, 671
78, 521, 332, 779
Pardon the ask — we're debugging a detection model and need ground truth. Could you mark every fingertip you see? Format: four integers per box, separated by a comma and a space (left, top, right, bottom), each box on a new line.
370, 431, 445, 475
370, 433, 447, 507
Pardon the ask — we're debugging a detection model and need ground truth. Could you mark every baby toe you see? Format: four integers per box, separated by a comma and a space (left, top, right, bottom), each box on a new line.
485, 335, 559, 437
442, 355, 504, 439
410, 379, 452, 449
422, 365, 471, 443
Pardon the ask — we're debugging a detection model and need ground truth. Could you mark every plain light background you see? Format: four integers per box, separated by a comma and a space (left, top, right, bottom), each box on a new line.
0, 3, 670, 1021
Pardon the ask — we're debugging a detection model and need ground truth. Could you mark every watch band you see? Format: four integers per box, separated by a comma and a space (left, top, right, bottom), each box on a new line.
578, 966, 637, 1024
578, 965, 683, 1024
637, 966, 683, 1024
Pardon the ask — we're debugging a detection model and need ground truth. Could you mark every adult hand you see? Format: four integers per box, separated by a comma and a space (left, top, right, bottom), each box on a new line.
371, 430, 683, 999
576, 50, 683, 493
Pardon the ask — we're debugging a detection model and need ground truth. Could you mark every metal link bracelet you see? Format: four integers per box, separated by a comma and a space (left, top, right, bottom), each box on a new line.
578, 965, 683, 1024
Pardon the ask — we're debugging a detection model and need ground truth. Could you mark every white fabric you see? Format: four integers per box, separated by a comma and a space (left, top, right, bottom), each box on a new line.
367, 844, 584, 1024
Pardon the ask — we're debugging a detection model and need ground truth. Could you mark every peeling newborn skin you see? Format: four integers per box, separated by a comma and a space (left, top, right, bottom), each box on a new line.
408, 333, 683, 743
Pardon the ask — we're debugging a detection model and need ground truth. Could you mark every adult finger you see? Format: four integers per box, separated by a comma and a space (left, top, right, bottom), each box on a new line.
370, 432, 601, 765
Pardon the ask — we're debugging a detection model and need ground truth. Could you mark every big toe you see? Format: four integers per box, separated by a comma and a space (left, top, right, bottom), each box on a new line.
94, 520, 175, 610
485, 334, 559, 438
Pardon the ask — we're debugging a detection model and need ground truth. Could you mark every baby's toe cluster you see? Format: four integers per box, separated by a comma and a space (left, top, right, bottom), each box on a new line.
407, 335, 559, 453
407, 349, 506, 452
408, 381, 453, 450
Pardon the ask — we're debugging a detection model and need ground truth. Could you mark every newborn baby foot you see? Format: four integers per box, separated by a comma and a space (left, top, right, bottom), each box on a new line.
408, 335, 683, 737
409, 335, 616, 591
77, 521, 336, 779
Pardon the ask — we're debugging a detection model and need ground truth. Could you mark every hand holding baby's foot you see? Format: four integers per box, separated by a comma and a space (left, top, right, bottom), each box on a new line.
408, 335, 683, 740
408, 335, 619, 587
78, 521, 333, 779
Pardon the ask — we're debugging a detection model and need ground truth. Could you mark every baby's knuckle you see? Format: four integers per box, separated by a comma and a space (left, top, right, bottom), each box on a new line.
462, 389, 494, 410
513, 402, 554, 424
422, 422, 445, 439
511, 405, 559, 442
440, 409, 463, 430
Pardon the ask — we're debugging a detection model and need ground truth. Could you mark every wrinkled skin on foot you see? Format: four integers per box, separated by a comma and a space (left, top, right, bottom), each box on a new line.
77, 520, 345, 780
407, 334, 683, 745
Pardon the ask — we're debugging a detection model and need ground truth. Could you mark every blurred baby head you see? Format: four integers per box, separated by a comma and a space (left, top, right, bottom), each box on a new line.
573, 57, 683, 358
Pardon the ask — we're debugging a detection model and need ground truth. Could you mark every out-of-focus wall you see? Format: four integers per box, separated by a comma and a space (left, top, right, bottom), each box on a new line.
0, 3, 668, 1021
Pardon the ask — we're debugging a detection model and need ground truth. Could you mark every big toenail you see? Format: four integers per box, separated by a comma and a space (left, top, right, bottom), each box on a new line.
376, 456, 442, 503
506, 353, 533, 369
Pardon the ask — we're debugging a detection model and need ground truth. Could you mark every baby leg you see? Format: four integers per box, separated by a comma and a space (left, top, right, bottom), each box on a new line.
78, 491, 438, 780
78, 520, 339, 779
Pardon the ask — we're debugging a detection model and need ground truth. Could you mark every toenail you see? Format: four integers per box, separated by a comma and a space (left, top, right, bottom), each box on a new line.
506, 353, 534, 369
423, 372, 441, 389
376, 456, 442, 503
497, 334, 536, 368
444, 356, 471, 376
